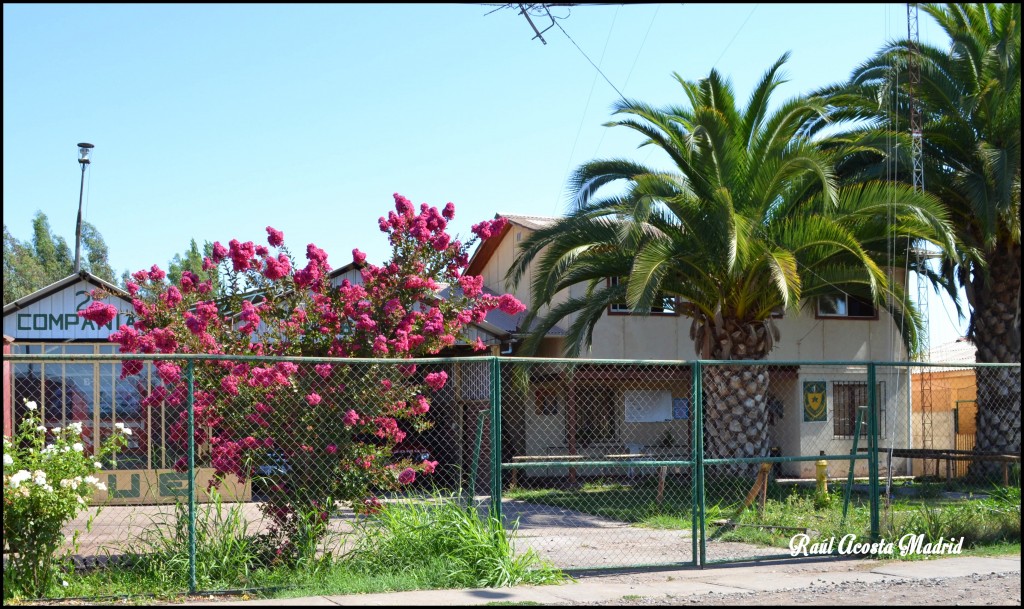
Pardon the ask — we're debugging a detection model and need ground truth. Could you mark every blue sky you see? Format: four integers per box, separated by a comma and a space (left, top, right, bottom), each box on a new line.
2, 3, 968, 348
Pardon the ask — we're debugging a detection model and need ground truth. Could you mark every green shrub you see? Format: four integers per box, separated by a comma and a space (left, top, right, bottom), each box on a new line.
3, 401, 129, 600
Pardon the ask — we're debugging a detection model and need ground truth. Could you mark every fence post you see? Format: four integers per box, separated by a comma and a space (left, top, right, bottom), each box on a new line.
490, 356, 503, 524
842, 406, 867, 524
867, 363, 879, 542
693, 360, 705, 568
469, 406, 484, 505
186, 359, 197, 594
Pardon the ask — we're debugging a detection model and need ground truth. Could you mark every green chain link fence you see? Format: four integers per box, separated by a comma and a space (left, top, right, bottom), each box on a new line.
3, 353, 1020, 599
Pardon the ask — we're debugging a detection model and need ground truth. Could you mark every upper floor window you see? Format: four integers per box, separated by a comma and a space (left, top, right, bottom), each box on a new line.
816, 294, 876, 319
607, 277, 678, 315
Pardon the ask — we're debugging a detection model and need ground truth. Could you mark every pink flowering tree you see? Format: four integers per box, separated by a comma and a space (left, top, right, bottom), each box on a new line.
85, 195, 523, 562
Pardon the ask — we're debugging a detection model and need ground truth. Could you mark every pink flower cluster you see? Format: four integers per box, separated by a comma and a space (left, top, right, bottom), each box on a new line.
470, 217, 508, 240
78, 301, 118, 326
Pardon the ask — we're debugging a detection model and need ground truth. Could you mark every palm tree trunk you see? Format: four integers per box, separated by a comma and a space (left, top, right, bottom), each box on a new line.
700, 319, 774, 477
970, 243, 1021, 479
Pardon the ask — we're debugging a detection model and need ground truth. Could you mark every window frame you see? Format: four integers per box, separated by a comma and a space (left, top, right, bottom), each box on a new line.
606, 277, 680, 316
831, 380, 886, 439
815, 294, 878, 320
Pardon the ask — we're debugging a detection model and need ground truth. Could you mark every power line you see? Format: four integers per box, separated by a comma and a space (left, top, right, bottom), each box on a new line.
711, 4, 758, 69
554, 7, 621, 214
620, 4, 660, 93
551, 12, 627, 101
593, 4, 661, 160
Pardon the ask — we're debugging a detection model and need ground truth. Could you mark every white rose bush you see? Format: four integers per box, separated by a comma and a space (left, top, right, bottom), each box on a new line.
3, 401, 130, 599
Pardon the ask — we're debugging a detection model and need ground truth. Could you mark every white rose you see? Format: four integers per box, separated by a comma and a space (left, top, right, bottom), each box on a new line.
69, 422, 84, 434
2, 453, 12, 467
94, 482, 107, 491
9, 470, 31, 488
94, 461, 103, 469
72, 443, 84, 452
36, 425, 47, 433
25, 401, 38, 411
52, 427, 63, 434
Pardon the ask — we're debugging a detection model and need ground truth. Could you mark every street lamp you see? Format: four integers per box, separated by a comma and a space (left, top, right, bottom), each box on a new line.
74, 142, 93, 274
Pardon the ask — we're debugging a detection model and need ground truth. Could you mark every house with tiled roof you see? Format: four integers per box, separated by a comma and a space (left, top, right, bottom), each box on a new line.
466, 213, 921, 479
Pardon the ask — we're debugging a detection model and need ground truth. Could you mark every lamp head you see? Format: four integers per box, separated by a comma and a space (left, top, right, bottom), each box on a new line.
77, 142, 94, 165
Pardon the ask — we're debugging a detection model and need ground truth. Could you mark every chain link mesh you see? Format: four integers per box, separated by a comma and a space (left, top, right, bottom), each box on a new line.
3, 353, 1020, 598
498, 359, 697, 570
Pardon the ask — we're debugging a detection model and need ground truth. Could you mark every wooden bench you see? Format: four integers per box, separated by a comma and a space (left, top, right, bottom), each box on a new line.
864, 448, 1021, 485
605, 453, 673, 505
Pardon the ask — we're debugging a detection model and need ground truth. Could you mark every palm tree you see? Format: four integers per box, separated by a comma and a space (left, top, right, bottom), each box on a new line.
811, 3, 1020, 468
508, 54, 957, 466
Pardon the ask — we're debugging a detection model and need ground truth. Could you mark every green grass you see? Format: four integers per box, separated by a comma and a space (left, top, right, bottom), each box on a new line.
505, 475, 1020, 556
951, 541, 1021, 558
507, 477, 694, 525
15, 491, 565, 603
345, 493, 564, 589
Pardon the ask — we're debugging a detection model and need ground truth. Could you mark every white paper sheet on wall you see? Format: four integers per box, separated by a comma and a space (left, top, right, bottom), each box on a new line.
624, 389, 673, 423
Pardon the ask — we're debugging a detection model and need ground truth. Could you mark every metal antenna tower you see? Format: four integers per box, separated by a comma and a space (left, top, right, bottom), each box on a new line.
907, 2, 934, 458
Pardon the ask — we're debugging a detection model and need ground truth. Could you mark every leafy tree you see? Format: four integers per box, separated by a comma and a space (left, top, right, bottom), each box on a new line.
509, 56, 957, 466
3, 213, 119, 305
3, 225, 47, 305
80, 221, 116, 284
811, 3, 1020, 467
167, 239, 221, 296
30, 212, 73, 284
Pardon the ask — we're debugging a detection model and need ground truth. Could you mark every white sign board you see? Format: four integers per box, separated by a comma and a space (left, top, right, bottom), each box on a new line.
624, 389, 673, 423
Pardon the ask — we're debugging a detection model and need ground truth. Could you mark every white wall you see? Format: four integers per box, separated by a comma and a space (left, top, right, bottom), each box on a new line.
480, 224, 911, 364
3, 280, 134, 341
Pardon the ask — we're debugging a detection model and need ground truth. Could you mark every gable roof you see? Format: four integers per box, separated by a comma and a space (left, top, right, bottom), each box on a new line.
3, 270, 131, 315
500, 214, 559, 232
465, 213, 559, 277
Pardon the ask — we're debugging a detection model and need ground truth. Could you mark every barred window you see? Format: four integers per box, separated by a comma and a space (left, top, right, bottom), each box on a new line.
832, 381, 885, 438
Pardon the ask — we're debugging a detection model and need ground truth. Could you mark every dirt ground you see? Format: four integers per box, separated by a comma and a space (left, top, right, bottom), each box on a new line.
581, 570, 1022, 606
67, 498, 770, 569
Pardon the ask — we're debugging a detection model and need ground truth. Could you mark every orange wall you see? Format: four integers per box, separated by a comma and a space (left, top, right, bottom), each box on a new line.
911, 369, 977, 434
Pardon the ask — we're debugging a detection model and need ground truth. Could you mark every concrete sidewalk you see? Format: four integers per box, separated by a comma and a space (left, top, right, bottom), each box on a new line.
177, 554, 1021, 606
